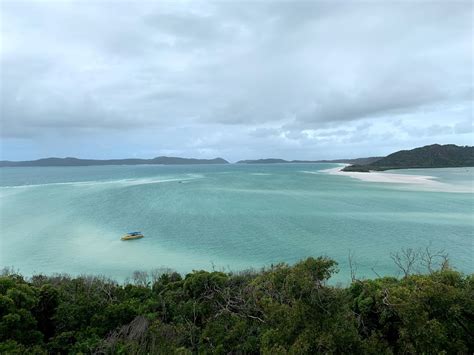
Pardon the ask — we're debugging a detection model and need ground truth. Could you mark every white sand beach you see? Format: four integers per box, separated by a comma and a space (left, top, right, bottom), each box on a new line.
323, 165, 439, 185
322, 165, 472, 193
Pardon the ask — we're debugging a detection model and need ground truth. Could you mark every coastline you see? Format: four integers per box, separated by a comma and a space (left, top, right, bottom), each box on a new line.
322, 164, 472, 193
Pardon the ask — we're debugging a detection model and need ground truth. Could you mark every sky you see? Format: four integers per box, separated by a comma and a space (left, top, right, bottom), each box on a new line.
0, 0, 472, 162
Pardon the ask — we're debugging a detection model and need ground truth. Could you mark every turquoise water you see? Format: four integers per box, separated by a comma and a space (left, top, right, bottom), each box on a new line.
0, 164, 472, 284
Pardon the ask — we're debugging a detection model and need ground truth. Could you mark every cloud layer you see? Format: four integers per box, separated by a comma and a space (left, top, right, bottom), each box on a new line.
1, 0, 472, 160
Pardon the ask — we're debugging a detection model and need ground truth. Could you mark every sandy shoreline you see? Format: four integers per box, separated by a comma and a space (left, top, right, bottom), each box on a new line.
321, 164, 472, 193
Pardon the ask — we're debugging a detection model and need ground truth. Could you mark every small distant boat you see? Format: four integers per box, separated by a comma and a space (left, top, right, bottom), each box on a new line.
121, 231, 144, 241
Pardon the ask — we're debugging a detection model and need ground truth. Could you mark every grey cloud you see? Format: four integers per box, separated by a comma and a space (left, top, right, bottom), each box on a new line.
293, 83, 454, 126
0, 0, 472, 159
248, 127, 281, 138
454, 121, 474, 134
402, 124, 454, 138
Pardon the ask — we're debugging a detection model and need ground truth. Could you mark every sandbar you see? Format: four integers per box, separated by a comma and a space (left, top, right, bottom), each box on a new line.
321, 165, 472, 193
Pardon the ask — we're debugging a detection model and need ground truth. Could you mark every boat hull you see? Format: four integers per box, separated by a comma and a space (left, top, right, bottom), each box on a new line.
121, 234, 144, 241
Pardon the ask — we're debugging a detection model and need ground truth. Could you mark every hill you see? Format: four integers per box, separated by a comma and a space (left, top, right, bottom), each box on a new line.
237, 157, 382, 165
237, 158, 290, 164
0, 156, 229, 167
343, 144, 474, 172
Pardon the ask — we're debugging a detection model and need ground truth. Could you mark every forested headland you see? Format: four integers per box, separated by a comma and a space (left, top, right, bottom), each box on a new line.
343, 144, 474, 172
1, 250, 472, 354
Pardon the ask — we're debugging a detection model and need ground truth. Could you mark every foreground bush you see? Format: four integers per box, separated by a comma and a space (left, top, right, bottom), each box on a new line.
0, 257, 472, 354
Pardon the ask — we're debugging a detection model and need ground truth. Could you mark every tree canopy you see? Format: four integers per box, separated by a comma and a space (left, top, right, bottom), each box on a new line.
0, 255, 472, 354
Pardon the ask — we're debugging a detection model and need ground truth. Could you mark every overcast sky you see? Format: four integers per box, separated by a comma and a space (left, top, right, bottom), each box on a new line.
1, 0, 472, 161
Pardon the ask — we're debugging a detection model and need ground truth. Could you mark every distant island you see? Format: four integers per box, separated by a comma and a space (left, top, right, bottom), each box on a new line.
2, 144, 472, 169
343, 144, 474, 172
0, 156, 229, 167
237, 157, 382, 165
0, 156, 384, 167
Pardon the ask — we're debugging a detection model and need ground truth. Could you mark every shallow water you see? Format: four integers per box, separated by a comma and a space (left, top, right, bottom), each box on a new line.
0, 163, 472, 284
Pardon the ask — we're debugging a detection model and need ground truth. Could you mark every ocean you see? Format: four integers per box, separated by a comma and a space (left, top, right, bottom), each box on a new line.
0, 163, 472, 284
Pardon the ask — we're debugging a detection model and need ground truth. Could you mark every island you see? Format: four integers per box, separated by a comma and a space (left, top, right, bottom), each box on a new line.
237, 157, 382, 165
3, 144, 472, 170
342, 144, 474, 172
0, 156, 229, 167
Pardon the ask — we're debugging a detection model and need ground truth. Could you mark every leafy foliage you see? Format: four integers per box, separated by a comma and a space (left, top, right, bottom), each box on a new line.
0, 256, 472, 354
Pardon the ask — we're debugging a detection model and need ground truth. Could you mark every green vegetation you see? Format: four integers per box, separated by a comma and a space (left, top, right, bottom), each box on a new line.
341, 165, 372, 172
1, 253, 472, 354
343, 144, 474, 172
0, 157, 229, 167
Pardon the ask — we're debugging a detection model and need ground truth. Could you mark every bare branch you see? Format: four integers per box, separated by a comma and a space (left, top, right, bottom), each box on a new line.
348, 250, 358, 282
420, 244, 449, 273
132, 270, 149, 287
390, 248, 419, 277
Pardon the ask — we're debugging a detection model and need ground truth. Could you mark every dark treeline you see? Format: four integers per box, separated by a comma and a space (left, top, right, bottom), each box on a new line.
343, 144, 474, 172
1, 251, 473, 354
